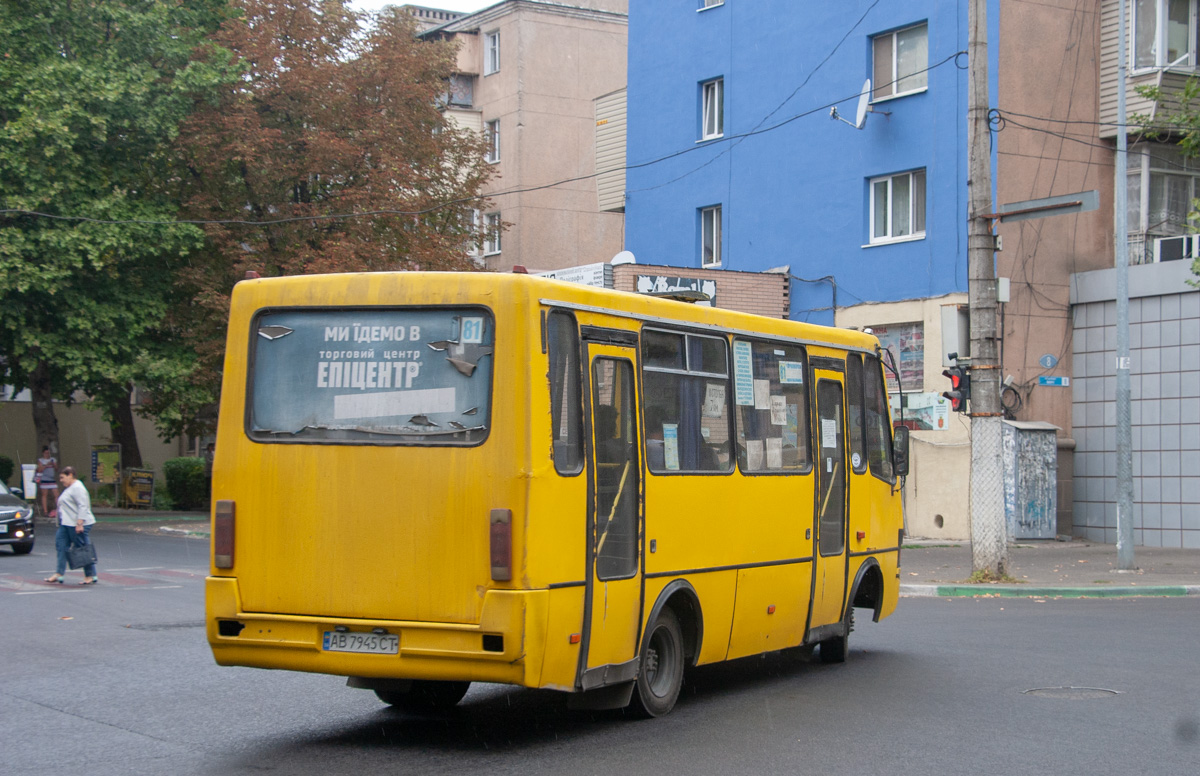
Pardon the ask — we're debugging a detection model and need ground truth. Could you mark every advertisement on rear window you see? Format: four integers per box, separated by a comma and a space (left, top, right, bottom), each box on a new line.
249, 308, 493, 444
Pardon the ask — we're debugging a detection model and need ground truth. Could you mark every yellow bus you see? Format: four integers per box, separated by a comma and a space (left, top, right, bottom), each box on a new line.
206, 271, 909, 717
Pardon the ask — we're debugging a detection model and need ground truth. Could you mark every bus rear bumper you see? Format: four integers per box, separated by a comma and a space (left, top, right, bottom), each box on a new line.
206, 576, 550, 687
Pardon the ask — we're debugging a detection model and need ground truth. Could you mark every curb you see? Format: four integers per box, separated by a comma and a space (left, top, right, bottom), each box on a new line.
901, 584, 1200, 598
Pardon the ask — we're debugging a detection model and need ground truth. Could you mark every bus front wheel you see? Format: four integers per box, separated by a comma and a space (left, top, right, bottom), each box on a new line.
375, 680, 470, 711
631, 607, 684, 718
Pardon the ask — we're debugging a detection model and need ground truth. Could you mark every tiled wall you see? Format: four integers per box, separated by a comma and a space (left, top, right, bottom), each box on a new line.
1071, 291, 1200, 547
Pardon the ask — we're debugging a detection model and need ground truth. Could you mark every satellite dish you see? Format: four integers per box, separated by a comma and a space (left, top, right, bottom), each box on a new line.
854, 78, 871, 129
830, 79, 875, 130
611, 250, 636, 265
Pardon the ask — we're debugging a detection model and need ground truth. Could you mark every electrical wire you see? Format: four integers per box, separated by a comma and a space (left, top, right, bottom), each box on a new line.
0, 52, 966, 229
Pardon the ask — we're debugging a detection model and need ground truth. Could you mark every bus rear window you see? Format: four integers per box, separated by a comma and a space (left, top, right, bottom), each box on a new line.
247, 308, 493, 445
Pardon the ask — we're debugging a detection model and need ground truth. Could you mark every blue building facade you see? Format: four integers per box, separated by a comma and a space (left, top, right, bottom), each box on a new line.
624, 1, 999, 324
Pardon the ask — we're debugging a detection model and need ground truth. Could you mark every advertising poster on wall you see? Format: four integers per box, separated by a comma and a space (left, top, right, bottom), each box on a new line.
872, 322, 924, 393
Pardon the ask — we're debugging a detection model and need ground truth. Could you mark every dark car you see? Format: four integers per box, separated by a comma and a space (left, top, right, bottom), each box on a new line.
0, 481, 35, 555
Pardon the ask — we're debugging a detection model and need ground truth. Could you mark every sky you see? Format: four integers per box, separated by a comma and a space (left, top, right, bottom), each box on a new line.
349, 0, 494, 14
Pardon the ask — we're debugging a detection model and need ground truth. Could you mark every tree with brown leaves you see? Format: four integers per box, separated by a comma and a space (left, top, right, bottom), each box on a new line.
155, 0, 495, 436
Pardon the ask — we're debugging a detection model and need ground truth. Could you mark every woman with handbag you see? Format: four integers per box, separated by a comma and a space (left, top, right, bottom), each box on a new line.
45, 466, 98, 585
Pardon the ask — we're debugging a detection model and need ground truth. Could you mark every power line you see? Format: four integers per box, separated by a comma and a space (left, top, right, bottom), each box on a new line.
2, 51, 966, 229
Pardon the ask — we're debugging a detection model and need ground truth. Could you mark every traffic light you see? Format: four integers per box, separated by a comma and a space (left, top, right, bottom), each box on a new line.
942, 365, 971, 413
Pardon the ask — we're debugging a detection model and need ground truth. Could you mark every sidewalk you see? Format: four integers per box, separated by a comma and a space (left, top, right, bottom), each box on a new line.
35, 507, 211, 537
34, 510, 1200, 598
901, 539, 1200, 598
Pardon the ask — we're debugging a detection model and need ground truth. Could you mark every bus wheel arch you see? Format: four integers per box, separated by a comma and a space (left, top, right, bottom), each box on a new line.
850, 558, 885, 623
646, 579, 703, 667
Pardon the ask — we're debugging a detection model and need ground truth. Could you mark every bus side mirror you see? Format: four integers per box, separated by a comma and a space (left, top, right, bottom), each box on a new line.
892, 426, 910, 477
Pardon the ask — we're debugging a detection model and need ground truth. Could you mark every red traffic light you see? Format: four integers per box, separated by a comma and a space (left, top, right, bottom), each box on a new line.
942, 367, 970, 413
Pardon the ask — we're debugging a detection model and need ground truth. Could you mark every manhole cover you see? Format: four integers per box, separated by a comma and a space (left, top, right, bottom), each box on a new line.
1023, 687, 1121, 700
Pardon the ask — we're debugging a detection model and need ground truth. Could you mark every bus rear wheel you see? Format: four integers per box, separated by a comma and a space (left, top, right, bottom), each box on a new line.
375, 680, 470, 711
631, 607, 684, 718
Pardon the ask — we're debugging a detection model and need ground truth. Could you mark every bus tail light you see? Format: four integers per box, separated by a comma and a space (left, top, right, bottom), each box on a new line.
490, 509, 512, 581
214, 500, 236, 569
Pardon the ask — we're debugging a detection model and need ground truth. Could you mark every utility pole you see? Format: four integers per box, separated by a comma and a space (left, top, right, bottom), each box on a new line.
967, 0, 1007, 575
1115, 0, 1135, 569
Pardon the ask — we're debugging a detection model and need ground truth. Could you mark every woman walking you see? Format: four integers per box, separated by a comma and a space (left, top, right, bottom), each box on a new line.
35, 446, 58, 517
45, 466, 97, 585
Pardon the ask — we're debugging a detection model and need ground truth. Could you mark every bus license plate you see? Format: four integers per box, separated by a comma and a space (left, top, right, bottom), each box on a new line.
322, 631, 399, 655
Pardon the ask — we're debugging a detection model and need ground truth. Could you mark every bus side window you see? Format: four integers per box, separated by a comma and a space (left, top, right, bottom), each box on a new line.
846, 354, 867, 473
864, 354, 895, 481
642, 329, 732, 473
733, 340, 810, 473
548, 311, 584, 474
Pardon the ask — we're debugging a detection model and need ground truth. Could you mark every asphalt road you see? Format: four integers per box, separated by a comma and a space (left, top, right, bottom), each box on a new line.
3, 532, 1198, 776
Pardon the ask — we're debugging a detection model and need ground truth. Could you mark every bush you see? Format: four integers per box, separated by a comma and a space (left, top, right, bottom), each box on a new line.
163, 457, 207, 510
0, 455, 13, 486
152, 489, 175, 511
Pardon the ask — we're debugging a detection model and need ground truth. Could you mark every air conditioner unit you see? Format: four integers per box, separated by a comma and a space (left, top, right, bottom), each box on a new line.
1152, 234, 1200, 263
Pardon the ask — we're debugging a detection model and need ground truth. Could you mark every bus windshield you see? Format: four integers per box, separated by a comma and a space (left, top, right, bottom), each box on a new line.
247, 307, 494, 444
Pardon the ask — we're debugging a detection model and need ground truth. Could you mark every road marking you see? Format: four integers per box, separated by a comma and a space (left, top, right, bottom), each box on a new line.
16, 589, 88, 595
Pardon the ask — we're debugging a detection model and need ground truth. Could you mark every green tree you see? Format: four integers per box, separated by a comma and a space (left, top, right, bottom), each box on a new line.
0, 0, 238, 465
160, 0, 495, 433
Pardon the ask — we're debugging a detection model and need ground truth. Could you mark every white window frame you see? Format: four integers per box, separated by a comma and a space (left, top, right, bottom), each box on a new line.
871, 23, 929, 102
1132, 0, 1200, 70
701, 78, 724, 140
868, 170, 926, 245
485, 119, 500, 163
484, 212, 502, 256
484, 31, 500, 75
701, 205, 722, 267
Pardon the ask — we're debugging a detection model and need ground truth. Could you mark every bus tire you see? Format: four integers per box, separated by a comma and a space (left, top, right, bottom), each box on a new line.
375, 680, 470, 711
819, 607, 854, 664
631, 607, 684, 718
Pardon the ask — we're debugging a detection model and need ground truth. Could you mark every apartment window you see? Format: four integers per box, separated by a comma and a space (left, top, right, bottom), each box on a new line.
700, 0, 724, 8
1133, 0, 1200, 69
872, 23, 928, 100
485, 119, 500, 163
484, 31, 500, 75
484, 212, 502, 255
1127, 142, 1200, 241
441, 74, 474, 108
701, 78, 724, 140
870, 169, 926, 243
700, 205, 722, 267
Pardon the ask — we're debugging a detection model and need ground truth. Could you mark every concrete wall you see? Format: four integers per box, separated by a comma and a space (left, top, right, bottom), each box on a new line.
0, 398, 183, 493
837, 294, 972, 540
443, 1, 628, 273
624, 1, 995, 325
995, 0, 1112, 447
1070, 259, 1200, 547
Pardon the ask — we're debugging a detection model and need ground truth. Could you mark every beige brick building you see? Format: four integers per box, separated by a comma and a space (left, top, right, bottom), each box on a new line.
418, 1, 628, 272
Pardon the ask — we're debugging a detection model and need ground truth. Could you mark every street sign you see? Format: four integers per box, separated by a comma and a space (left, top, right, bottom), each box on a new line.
1039, 353, 1058, 369
1037, 376, 1070, 387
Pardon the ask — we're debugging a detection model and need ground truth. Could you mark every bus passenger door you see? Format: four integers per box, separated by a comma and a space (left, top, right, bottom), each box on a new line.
811, 375, 848, 629
580, 346, 643, 689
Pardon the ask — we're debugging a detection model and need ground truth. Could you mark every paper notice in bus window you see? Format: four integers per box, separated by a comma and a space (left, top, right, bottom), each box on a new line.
769, 395, 786, 425
753, 379, 770, 410
703, 382, 726, 418
778, 361, 804, 384
746, 439, 764, 470
663, 423, 680, 470
733, 341, 754, 405
821, 418, 837, 448
766, 437, 783, 469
